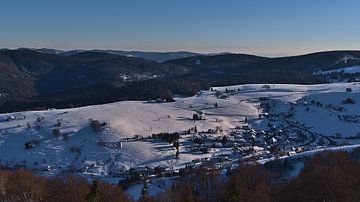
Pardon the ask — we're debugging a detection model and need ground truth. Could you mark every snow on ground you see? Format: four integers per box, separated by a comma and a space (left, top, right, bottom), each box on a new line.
0, 82, 359, 179
125, 177, 173, 201
315, 65, 360, 74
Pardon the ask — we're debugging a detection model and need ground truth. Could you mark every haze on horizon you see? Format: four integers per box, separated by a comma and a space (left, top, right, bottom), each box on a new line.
1, 0, 360, 57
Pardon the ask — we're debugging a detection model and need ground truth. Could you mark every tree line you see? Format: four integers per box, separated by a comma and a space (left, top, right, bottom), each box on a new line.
1, 150, 360, 201
148, 150, 360, 202
0, 170, 130, 202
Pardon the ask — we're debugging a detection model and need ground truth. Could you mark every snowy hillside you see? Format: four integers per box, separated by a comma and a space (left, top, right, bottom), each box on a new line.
316, 65, 360, 74
0, 82, 360, 181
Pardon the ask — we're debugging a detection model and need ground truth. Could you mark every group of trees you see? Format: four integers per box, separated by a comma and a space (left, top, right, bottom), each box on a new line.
1, 150, 360, 201
151, 132, 181, 159
148, 151, 360, 202
0, 170, 129, 202
152, 132, 180, 144
89, 119, 107, 132
342, 98, 356, 104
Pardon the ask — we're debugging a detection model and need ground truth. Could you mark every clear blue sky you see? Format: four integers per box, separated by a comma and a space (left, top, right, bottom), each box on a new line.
1, 0, 360, 56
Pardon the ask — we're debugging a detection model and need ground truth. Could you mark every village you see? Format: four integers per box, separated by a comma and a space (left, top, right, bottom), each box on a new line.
115, 83, 360, 185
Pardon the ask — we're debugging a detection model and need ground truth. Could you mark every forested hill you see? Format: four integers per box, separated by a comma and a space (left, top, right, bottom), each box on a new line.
1, 49, 360, 112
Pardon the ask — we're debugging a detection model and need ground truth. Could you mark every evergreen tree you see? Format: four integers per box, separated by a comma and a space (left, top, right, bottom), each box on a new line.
222, 135, 228, 147
175, 150, 180, 159
173, 140, 180, 150
138, 179, 149, 202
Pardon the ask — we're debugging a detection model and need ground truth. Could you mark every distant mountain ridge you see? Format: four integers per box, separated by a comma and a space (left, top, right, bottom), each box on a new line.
16, 48, 201, 62
165, 50, 360, 71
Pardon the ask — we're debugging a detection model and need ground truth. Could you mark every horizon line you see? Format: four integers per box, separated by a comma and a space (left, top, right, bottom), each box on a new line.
1, 46, 360, 58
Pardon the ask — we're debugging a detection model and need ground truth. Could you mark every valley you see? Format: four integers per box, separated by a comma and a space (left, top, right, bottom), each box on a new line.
0, 82, 359, 190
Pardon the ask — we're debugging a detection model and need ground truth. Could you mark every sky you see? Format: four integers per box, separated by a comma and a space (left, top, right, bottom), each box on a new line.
1, 0, 360, 56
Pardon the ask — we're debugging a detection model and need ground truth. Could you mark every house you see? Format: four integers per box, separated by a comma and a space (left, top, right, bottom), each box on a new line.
219, 95, 230, 99
193, 110, 205, 120
242, 125, 250, 130
269, 137, 277, 144
288, 151, 296, 156
7, 115, 15, 121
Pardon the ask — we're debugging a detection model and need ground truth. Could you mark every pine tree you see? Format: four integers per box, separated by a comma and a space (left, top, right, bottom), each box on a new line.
222, 135, 228, 146
138, 179, 149, 202
173, 140, 179, 150
175, 150, 180, 159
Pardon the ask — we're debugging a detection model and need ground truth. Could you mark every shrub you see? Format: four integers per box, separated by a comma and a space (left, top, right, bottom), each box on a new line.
342, 98, 355, 104
36, 116, 43, 123
70, 147, 81, 153
63, 133, 69, 141
52, 128, 61, 136
24, 140, 40, 150
89, 119, 106, 132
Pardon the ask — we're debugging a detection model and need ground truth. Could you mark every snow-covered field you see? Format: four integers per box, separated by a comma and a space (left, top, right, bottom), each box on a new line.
0, 82, 359, 181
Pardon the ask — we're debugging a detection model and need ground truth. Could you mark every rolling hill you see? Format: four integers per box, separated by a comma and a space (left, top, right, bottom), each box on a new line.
27, 48, 200, 63
0, 82, 359, 182
1, 49, 360, 112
